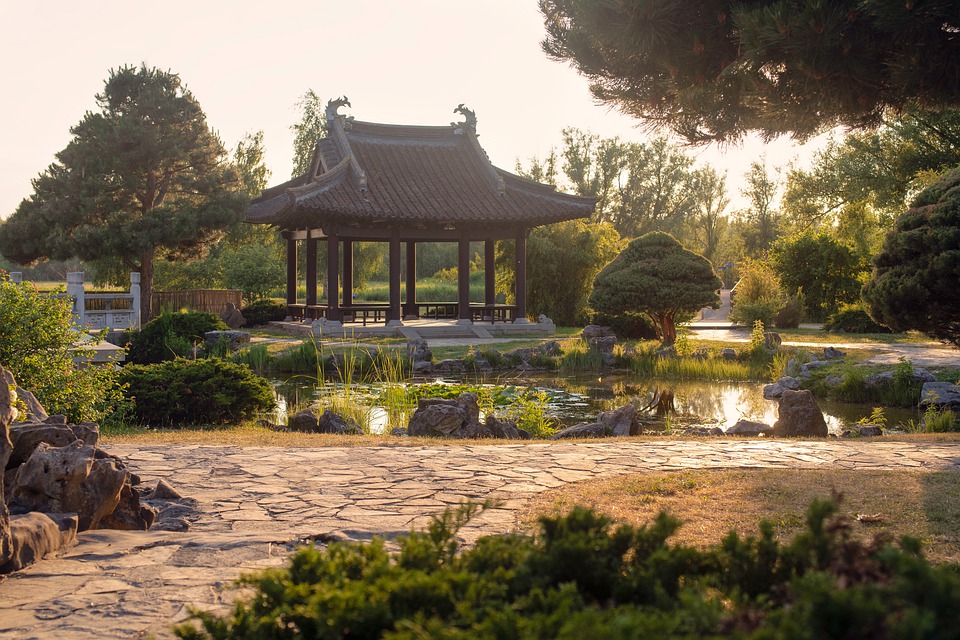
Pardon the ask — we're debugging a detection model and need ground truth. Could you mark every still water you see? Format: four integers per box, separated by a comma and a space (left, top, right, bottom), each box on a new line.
269, 372, 919, 436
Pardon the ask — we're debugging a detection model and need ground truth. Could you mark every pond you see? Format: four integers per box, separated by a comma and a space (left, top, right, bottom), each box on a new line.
268, 372, 920, 436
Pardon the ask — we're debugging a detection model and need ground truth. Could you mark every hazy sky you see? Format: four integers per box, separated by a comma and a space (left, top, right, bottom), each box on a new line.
1, 1, 827, 219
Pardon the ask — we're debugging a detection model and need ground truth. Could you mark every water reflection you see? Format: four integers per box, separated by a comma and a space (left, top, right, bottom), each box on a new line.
268, 372, 920, 436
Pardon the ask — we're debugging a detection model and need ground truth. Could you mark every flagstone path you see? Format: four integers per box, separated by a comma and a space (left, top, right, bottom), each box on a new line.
2, 439, 959, 639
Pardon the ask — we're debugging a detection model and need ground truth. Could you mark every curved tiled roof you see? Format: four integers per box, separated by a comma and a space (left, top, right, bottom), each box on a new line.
246, 102, 595, 230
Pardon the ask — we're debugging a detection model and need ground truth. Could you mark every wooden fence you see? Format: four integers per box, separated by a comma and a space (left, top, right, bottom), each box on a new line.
151, 289, 242, 319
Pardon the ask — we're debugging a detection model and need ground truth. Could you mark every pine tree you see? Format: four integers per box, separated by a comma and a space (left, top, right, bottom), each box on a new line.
540, 0, 960, 143
0, 65, 246, 322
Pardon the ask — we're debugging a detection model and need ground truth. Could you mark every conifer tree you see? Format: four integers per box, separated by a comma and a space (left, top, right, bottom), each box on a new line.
541, 0, 960, 142
0, 65, 246, 322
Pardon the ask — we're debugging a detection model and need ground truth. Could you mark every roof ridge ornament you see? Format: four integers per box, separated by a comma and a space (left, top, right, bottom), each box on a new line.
325, 96, 351, 124
451, 103, 477, 134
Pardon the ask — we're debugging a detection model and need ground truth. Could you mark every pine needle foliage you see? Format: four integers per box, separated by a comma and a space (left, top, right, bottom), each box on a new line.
176, 498, 960, 639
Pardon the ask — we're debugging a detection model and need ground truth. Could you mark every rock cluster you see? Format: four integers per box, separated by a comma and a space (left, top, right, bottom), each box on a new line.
219, 301, 246, 329
552, 404, 640, 439
406, 393, 531, 439
287, 409, 364, 435
0, 363, 172, 574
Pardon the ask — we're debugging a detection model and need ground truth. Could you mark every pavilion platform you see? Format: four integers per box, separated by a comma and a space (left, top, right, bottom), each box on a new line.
269, 317, 557, 340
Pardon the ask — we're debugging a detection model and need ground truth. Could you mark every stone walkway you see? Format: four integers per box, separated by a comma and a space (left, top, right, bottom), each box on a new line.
2, 440, 960, 639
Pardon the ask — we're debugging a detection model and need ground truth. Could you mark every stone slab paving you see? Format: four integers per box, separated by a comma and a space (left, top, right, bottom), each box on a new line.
2, 440, 960, 639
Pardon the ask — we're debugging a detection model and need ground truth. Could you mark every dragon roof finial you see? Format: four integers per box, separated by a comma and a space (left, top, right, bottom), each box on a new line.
325, 96, 351, 122
452, 103, 477, 131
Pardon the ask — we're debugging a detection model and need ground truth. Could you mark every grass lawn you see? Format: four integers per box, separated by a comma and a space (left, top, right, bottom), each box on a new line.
520, 467, 960, 564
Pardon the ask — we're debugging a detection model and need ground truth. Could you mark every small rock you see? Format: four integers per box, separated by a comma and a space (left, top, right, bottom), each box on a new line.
152, 479, 183, 500
582, 325, 615, 340
203, 330, 250, 353
764, 332, 782, 348
435, 359, 466, 374
858, 425, 883, 437
799, 361, 831, 378
726, 420, 773, 436
720, 348, 737, 361
551, 422, 608, 439
823, 346, 846, 360
317, 410, 363, 435
824, 375, 845, 389
763, 383, 785, 399
220, 302, 245, 329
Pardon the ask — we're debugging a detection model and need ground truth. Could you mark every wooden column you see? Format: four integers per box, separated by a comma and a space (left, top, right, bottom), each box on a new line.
484, 240, 496, 307
404, 240, 417, 319
305, 237, 318, 309
389, 232, 402, 322
326, 230, 341, 321
285, 235, 298, 309
515, 232, 527, 321
457, 235, 471, 321
342, 240, 353, 306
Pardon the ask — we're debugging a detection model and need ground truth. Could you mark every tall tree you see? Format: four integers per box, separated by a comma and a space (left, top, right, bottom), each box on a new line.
611, 137, 696, 238
685, 167, 730, 263
541, 0, 960, 143
0, 65, 246, 322
738, 160, 782, 256
520, 129, 702, 240
783, 109, 960, 231
290, 90, 328, 178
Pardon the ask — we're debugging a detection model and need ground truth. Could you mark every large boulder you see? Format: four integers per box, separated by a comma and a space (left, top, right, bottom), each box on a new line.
13, 386, 46, 422
0, 512, 78, 574
551, 422, 608, 439
288, 409, 319, 432
408, 402, 467, 437
0, 365, 15, 566
920, 382, 960, 409
597, 403, 641, 436
7, 420, 99, 469
99, 482, 156, 531
864, 367, 937, 387
773, 390, 828, 437
551, 403, 639, 439
726, 419, 774, 436
9, 441, 128, 531
406, 338, 432, 363
317, 410, 364, 435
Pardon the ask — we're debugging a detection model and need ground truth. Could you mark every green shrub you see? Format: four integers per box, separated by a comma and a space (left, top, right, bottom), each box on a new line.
0, 273, 122, 422
119, 358, 274, 425
239, 298, 286, 326
922, 405, 958, 433
824, 308, 893, 334
774, 295, 803, 329
732, 299, 780, 327
590, 310, 658, 340
127, 311, 227, 364
176, 499, 960, 639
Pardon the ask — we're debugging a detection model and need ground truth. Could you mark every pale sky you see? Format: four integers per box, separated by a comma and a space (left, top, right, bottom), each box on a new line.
0, 0, 827, 220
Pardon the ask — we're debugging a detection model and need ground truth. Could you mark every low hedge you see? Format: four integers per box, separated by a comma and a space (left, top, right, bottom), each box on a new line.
119, 358, 274, 426
240, 298, 286, 326
176, 499, 960, 639
127, 311, 228, 364
824, 308, 893, 334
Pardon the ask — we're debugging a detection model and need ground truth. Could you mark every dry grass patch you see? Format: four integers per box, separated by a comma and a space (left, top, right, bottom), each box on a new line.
99, 424, 552, 448
521, 467, 960, 564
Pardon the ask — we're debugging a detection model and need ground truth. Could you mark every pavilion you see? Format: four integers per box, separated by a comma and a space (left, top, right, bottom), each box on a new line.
245, 98, 595, 328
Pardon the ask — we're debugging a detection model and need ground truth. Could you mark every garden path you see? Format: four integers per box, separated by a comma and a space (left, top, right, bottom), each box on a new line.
1, 439, 959, 639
